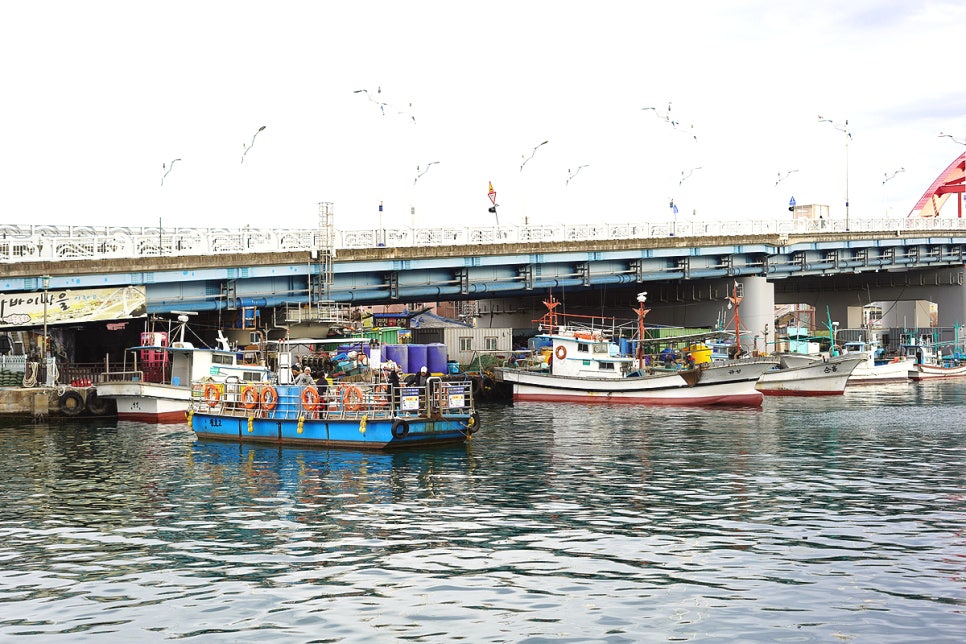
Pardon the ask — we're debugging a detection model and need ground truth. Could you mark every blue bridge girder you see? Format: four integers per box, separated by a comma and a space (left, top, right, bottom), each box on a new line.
3, 228, 966, 314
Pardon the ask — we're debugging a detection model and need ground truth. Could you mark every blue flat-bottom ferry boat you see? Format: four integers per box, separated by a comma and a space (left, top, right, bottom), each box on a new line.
187, 378, 481, 449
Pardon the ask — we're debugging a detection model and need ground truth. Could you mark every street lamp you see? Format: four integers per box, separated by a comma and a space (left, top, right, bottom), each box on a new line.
41, 274, 50, 385
882, 167, 905, 216
818, 115, 852, 230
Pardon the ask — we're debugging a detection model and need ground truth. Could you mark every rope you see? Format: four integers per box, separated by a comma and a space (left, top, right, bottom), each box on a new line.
22, 362, 38, 388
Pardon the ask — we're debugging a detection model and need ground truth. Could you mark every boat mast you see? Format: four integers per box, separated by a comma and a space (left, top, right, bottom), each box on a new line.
634, 291, 650, 365
727, 281, 742, 354
538, 293, 561, 334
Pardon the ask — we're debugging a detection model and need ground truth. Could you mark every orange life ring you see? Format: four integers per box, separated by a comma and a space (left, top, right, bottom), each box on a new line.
260, 386, 278, 411
341, 385, 364, 411
240, 385, 259, 409
555, 345, 567, 360
301, 386, 320, 412
373, 383, 390, 406
203, 383, 221, 406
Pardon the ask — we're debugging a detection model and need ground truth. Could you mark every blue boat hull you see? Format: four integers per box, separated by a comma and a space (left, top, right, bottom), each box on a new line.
189, 411, 474, 449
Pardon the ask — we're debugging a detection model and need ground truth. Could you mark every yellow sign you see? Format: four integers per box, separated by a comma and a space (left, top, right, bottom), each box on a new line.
0, 285, 147, 329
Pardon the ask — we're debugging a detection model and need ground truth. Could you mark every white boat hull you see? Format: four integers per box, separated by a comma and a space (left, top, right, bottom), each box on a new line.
757, 356, 864, 396
908, 362, 966, 380
497, 359, 776, 406
95, 381, 191, 423
848, 357, 912, 384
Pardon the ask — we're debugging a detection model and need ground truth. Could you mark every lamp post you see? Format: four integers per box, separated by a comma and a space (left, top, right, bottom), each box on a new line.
818, 116, 852, 230
882, 167, 905, 216
41, 274, 50, 385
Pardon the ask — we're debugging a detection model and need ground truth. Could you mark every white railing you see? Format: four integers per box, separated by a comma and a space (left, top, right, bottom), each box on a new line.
2, 217, 965, 263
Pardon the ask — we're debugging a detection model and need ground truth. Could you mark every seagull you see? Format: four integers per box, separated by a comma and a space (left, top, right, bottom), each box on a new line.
241, 125, 266, 163
414, 161, 439, 185
161, 158, 181, 186
679, 167, 702, 186
938, 132, 966, 145
882, 167, 906, 184
566, 164, 589, 186
775, 169, 799, 186
520, 140, 549, 172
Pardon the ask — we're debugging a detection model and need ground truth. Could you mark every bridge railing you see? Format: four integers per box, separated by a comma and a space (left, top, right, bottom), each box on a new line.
3, 217, 966, 263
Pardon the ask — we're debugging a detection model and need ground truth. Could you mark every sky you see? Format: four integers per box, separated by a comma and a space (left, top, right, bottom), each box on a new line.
2, 1, 966, 233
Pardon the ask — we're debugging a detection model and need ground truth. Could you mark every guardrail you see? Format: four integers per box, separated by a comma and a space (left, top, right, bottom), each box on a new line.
3, 217, 966, 263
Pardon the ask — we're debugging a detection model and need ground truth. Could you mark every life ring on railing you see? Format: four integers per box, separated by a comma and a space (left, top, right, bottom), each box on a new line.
260, 386, 278, 411
203, 384, 221, 407
391, 418, 410, 439
301, 386, 320, 412
555, 345, 567, 360
373, 383, 390, 406
240, 385, 259, 409
341, 384, 364, 411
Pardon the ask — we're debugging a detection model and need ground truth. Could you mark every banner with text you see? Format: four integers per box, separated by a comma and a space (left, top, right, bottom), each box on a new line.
0, 286, 147, 329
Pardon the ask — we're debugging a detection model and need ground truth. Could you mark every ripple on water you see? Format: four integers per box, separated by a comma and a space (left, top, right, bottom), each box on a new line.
0, 389, 964, 640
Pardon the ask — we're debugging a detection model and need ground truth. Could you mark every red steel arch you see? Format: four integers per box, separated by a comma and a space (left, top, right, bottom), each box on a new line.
908, 152, 965, 218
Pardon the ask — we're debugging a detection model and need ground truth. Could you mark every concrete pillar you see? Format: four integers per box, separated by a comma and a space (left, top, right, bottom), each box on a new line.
737, 276, 775, 354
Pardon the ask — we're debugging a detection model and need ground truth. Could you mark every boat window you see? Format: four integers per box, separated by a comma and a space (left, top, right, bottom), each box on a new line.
212, 354, 234, 365
593, 342, 609, 354
598, 362, 615, 371
577, 343, 589, 353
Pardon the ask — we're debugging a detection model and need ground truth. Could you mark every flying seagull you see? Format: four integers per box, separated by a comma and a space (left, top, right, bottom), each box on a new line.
241, 125, 267, 163
161, 158, 181, 186
679, 166, 702, 186
566, 164, 589, 186
775, 169, 799, 186
520, 140, 549, 172
939, 132, 966, 145
414, 161, 440, 185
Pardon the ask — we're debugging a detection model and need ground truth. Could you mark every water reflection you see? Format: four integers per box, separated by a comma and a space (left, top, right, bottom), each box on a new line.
0, 383, 964, 641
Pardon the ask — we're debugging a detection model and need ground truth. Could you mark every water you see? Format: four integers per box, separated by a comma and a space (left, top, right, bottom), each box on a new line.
1, 381, 964, 642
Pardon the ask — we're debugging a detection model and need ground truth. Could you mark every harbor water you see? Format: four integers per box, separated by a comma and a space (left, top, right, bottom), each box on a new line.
1, 380, 964, 642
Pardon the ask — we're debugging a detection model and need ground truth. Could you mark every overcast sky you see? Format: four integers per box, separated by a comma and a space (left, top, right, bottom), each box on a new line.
2, 1, 965, 232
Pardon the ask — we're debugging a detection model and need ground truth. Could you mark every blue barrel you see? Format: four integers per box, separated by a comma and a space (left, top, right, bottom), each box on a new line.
407, 344, 428, 373
427, 343, 448, 374
384, 344, 409, 373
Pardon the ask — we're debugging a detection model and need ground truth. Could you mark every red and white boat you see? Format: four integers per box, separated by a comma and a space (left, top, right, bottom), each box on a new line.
495, 293, 778, 407
901, 334, 966, 381
96, 317, 272, 423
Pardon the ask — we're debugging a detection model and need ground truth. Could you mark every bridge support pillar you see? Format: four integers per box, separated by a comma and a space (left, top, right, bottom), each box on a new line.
738, 276, 775, 354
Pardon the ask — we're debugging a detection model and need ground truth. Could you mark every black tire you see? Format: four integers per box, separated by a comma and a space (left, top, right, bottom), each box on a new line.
465, 410, 481, 434
391, 418, 410, 439
59, 390, 85, 417
85, 389, 110, 415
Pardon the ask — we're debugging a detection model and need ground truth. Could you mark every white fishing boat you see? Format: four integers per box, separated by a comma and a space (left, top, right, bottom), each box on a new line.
840, 333, 911, 383
494, 293, 778, 407
756, 354, 865, 396
96, 315, 272, 423
898, 333, 966, 380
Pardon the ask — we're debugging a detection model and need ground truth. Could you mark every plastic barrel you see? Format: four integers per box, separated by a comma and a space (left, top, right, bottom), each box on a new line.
407, 344, 428, 374
427, 343, 448, 374
384, 344, 409, 373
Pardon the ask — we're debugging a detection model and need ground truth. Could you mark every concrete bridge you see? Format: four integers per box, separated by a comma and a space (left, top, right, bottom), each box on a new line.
3, 213, 966, 353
